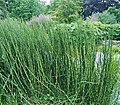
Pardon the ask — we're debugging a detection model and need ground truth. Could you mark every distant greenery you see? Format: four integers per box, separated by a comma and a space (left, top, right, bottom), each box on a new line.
8, 0, 47, 20
0, 0, 7, 19
48, 0, 82, 23
82, 0, 120, 18
93, 7, 120, 24
93, 22, 120, 40
107, 7, 120, 23
93, 10, 117, 24
0, 0, 46, 20
1, 0, 120, 23
57, 21, 120, 40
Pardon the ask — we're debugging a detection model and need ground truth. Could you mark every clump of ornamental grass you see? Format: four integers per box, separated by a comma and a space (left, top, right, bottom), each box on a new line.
0, 18, 119, 104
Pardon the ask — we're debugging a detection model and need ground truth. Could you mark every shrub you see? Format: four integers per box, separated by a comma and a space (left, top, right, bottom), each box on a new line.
93, 11, 117, 24
60, 20, 120, 40
107, 7, 120, 23
93, 22, 120, 40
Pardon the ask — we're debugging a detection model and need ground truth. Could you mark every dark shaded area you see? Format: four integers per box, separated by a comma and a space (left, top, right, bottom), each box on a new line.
82, 0, 120, 18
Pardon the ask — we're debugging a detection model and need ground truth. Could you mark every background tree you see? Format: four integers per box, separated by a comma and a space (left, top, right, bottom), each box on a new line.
82, 0, 120, 18
5, 0, 46, 20
48, 0, 82, 23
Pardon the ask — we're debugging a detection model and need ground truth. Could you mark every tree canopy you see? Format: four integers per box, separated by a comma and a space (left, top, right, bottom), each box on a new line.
0, 0, 46, 20
82, 0, 120, 18
48, 0, 82, 23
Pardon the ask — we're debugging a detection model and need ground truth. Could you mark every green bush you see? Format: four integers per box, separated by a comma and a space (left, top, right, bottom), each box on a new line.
93, 11, 117, 24
0, 19, 119, 104
61, 20, 120, 40
93, 22, 120, 40
107, 7, 120, 23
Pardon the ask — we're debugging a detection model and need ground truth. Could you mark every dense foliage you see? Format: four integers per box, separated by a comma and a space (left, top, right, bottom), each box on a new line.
48, 0, 82, 23
0, 19, 119, 104
107, 7, 120, 23
93, 10, 117, 24
1, 0, 120, 23
82, 0, 120, 18
0, 0, 120, 104
58, 21, 120, 40
94, 22, 120, 40
0, 0, 7, 19
0, 0, 46, 20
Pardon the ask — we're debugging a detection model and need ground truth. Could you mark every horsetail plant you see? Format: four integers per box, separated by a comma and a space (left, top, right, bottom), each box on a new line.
0, 18, 119, 105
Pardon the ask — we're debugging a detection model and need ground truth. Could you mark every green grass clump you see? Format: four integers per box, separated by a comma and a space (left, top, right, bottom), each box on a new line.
98, 45, 120, 54
0, 19, 119, 105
